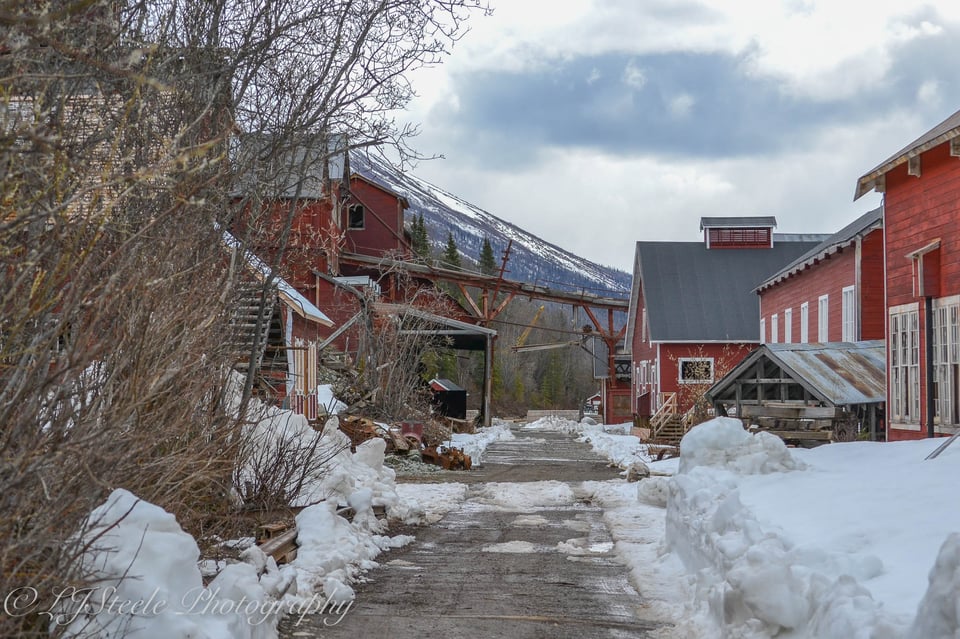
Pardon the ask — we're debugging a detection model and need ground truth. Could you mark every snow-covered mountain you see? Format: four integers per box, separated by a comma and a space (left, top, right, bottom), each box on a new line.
352, 153, 631, 297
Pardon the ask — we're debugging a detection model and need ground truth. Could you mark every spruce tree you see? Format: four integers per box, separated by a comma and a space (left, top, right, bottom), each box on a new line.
443, 231, 462, 269
411, 213, 430, 258
479, 236, 497, 275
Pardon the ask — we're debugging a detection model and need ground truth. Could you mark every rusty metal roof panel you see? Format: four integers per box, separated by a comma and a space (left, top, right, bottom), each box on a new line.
765, 341, 886, 405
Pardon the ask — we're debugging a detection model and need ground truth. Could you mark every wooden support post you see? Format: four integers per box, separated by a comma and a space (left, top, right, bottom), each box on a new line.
482, 334, 494, 428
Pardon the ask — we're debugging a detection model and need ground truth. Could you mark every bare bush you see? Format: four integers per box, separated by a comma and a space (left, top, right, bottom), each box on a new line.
1, 1, 486, 636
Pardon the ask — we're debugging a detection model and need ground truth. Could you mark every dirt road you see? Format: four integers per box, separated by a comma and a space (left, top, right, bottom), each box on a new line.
280, 426, 668, 638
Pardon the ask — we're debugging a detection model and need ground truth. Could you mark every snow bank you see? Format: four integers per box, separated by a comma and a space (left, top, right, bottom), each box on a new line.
66, 489, 289, 639
666, 418, 901, 638
317, 384, 347, 416
448, 421, 515, 464
577, 424, 650, 470
678, 416, 806, 474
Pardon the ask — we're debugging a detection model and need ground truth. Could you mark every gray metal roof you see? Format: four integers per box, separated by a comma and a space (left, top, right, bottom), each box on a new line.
855, 107, 960, 199
710, 341, 886, 406
700, 216, 777, 229
758, 207, 883, 291
636, 238, 822, 342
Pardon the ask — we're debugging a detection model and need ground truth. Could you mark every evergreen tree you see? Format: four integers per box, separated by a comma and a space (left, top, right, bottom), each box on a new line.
443, 231, 462, 269
479, 236, 497, 275
411, 213, 430, 258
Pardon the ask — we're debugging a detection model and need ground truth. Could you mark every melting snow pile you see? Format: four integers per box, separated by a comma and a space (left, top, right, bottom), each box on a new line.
65, 489, 292, 639
667, 417, 960, 639
448, 420, 515, 464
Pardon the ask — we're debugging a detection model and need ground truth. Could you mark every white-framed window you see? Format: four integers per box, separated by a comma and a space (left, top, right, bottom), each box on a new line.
784, 308, 793, 343
760, 318, 766, 344
890, 303, 920, 424
818, 294, 829, 342
800, 302, 809, 344
678, 357, 714, 384
842, 286, 857, 342
933, 296, 960, 426
771, 313, 779, 343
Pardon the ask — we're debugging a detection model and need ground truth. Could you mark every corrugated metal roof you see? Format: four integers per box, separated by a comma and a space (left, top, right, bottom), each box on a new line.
700, 216, 777, 229
855, 108, 960, 199
762, 341, 886, 405
708, 340, 887, 406
758, 207, 883, 291
636, 238, 822, 342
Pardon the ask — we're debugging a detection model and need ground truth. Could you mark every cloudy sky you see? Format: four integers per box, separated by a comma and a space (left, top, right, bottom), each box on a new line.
399, 0, 960, 273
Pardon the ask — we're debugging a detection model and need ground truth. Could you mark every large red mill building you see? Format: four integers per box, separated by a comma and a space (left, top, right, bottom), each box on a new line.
625, 217, 825, 424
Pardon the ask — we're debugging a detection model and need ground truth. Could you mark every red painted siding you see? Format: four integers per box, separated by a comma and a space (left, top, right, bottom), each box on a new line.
706, 227, 772, 249
630, 284, 657, 417
658, 342, 754, 414
760, 246, 858, 343
860, 230, 885, 340
343, 177, 408, 258
883, 141, 960, 440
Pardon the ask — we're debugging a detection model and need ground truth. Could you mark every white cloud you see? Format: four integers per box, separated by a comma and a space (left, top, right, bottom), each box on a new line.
621, 59, 646, 90
667, 93, 696, 118
586, 67, 602, 85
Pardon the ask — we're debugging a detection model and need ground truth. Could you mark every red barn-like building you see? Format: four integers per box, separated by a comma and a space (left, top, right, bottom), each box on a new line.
855, 108, 960, 441
757, 207, 884, 345
625, 217, 825, 433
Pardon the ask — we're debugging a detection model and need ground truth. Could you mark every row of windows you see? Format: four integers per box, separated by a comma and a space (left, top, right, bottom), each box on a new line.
761, 287, 857, 344
887, 297, 960, 427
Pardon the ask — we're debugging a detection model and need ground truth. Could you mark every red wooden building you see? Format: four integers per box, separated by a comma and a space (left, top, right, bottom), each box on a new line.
223, 230, 334, 419
625, 217, 825, 430
855, 108, 960, 441
757, 207, 884, 345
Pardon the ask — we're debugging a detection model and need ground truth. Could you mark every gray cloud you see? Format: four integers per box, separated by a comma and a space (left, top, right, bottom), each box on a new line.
427, 22, 960, 169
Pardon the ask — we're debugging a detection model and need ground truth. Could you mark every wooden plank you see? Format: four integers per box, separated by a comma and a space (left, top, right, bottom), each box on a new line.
740, 404, 839, 419
761, 430, 833, 440
259, 528, 298, 564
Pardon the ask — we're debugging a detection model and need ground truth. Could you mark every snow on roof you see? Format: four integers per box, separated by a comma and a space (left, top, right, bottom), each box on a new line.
220, 229, 333, 327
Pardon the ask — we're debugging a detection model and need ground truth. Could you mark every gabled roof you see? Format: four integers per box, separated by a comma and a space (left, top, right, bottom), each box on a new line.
855, 108, 960, 200
757, 207, 883, 292
707, 341, 886, 406
632, 237, 822, 342
700, 216, 777, 229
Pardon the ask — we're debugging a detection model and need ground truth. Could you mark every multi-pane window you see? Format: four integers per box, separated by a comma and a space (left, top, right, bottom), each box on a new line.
771, 313, 779, 343
784, 308, 793, 343
679, 358, 714, 384
842, 286, 856, 341
760, 318, 766, 344
890, 304, 920, 424
800, 302, 809, 343
818, 295, 829, 342
933, 297, 960, 426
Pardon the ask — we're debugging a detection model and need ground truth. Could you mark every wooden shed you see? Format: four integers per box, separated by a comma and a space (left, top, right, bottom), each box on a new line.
706, 341, 886, 442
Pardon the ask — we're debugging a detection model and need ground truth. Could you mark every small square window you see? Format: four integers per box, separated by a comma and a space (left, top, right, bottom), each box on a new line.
678, 358, 714, 384
348, 204, 365, 229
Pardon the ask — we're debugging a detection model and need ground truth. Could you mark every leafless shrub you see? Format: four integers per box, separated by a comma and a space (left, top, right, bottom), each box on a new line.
1, 1, 487, 636
233, 408, 349, 512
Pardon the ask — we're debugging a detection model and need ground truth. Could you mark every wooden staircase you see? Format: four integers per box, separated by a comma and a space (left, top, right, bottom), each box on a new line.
649, 392, 691, 445
228, 278, 277, 377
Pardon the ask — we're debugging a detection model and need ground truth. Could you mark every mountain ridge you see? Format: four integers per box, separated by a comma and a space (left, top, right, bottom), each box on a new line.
352, 153, 632, 298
